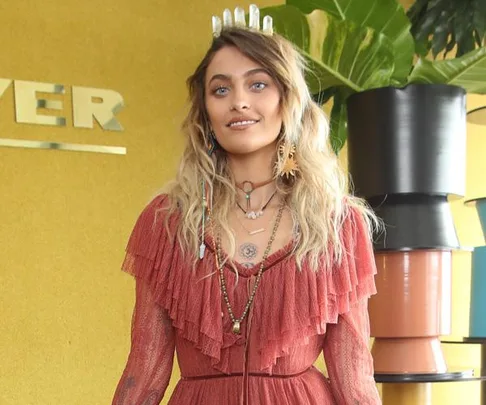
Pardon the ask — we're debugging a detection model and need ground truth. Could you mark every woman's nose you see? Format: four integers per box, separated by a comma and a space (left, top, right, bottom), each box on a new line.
230, 87, 250, 111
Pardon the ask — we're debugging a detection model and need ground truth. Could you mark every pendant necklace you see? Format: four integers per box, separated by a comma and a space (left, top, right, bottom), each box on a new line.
236, 190, 277, 220
213, 202, 285, 334
236, 178, 274, 219
235, 205, 277, 235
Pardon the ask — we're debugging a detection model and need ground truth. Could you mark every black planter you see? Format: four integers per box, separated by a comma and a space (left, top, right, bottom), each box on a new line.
368, 195, 459, 250
346, 84, 467, 251
347, 84, 466, 200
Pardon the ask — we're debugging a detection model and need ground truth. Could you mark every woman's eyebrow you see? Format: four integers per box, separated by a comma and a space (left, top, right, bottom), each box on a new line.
207, 68, 269, 85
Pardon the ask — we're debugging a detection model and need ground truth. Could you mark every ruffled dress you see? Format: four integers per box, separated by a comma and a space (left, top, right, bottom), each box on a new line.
112, 194, 382, 405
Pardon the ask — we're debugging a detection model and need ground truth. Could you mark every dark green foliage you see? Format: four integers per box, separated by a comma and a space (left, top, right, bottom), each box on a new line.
407, 0, 486, 58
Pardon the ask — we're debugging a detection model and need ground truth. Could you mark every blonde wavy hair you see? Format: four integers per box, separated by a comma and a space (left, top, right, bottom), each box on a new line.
163, 27, 377, 271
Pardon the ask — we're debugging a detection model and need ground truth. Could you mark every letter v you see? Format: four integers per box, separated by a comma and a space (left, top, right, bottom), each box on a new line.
0, 78, 12, 98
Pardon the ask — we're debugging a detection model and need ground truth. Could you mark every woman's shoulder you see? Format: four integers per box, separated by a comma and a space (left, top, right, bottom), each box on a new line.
134, 193, 181, 231
138, 192, 173, 217
121, 193, 180, 280
328, 196, 377, 307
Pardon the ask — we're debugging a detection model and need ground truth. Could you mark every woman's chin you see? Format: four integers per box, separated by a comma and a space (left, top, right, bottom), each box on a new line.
221, 139, 278, 157
224, 146, 267, 157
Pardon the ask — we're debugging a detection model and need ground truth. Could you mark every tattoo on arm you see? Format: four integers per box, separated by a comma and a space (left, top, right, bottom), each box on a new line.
113, 376, 135, 405
157, 309, 173, 339
115, 377, 160, 405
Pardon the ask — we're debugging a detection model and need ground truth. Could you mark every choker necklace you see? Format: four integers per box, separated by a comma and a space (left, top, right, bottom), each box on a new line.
236, 190, 277, 219
213, 202, 285, 334
236, 178, 274, 215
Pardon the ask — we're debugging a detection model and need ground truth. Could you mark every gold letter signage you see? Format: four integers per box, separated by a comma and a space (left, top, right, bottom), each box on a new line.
14, 81, 67, 127
72, 87, 124, 131
0, 78, 125, 154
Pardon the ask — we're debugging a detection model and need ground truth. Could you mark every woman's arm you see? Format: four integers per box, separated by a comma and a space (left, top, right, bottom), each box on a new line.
323, 298, 381, 405
112, 277, 176, 405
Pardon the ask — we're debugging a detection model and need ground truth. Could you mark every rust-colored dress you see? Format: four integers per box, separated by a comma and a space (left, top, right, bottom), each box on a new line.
112, 194, 382, 405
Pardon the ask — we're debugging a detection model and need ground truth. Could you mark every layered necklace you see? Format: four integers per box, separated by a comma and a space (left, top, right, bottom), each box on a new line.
235, 197, 280, 236
235, 178, 275, 219
213, 201, 285, 334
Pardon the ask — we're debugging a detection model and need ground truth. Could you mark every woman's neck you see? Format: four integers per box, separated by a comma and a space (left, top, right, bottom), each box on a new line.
227, 147, 275, 185
227, 150, 278, 210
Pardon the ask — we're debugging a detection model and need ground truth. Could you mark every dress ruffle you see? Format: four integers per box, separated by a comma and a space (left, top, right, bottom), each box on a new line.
252, 206, 377, 371
122, 194, 227, 371
122, 194, 377, 373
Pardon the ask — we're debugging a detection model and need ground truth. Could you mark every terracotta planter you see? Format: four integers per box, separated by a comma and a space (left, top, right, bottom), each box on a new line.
369, 250, 452, 373
345, 84, 466, 376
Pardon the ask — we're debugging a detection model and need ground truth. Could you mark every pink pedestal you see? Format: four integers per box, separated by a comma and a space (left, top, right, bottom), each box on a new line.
370, 250, 452, 374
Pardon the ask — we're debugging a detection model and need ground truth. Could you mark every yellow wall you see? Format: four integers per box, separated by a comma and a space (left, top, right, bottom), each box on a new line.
0, 1, 281, 405
0, 0, 275, 405
1, 1, 485, 405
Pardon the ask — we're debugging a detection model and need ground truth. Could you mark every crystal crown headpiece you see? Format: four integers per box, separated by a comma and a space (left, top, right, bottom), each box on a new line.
212, 4, 273, 37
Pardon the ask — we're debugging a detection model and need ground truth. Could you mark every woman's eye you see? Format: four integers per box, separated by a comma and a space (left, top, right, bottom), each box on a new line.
251, 82, 267, 91
213, 86, 228, 96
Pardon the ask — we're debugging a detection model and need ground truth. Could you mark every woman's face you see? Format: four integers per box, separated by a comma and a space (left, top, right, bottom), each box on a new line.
204, 46, 282, 157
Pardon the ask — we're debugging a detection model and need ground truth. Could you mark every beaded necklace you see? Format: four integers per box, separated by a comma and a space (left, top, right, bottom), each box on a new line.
212, 202, 285, 334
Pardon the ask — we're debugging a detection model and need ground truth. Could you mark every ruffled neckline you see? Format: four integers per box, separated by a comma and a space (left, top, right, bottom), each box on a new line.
122, 194, 378, 373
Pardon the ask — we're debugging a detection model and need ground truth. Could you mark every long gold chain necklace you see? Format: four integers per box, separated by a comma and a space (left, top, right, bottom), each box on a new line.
212, 202, 285, 334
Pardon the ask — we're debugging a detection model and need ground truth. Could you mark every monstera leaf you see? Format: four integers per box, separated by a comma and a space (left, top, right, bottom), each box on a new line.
409, 46, 486, 93
262, 5, 395, 94
261, 5, 395, 152
288, 0, 415, 83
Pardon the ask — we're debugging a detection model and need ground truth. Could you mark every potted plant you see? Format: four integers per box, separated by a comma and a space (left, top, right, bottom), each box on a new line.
261, 0, 486, 249
260, 0, 486, 378
261, 0, 486, 152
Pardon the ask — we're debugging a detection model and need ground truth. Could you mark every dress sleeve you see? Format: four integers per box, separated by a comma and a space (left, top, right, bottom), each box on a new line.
323, 299, 381, 404
112, 276, 176, 405
112, 194, 177, 405
322, 205, 381, 404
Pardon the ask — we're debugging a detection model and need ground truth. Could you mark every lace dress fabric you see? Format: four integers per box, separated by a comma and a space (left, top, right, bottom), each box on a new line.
112, 194, 382, 405
112, 279, 176, 405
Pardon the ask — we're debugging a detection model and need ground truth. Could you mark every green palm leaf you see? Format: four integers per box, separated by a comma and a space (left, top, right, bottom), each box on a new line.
287, 0, 414, 83
409, 46, 486, 93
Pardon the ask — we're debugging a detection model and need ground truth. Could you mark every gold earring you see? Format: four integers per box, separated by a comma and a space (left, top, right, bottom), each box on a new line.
277, 143, 299, 178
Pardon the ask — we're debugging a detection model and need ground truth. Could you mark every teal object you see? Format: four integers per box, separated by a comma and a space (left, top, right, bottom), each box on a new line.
470, 246, 486, 337
477, 198, 486, 238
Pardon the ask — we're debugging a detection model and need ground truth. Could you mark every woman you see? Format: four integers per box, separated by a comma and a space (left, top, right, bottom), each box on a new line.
112, 6, 382, 405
